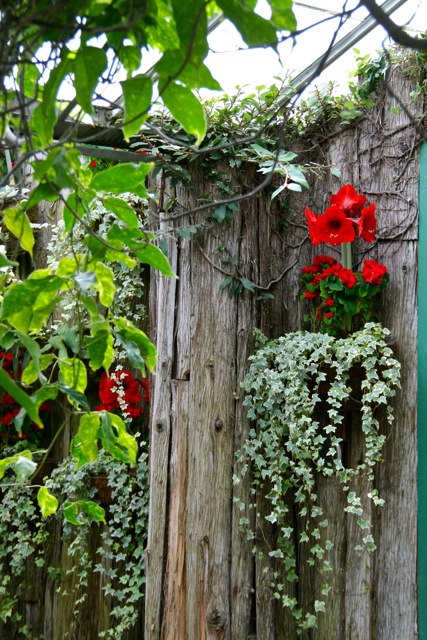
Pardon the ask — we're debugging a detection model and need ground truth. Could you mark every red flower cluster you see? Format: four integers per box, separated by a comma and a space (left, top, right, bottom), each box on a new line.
306, 184, 377, 246
361, 260, 388, 286
96, 369, 149, 421
0, 352, 49, 446
300, 256, 389, 335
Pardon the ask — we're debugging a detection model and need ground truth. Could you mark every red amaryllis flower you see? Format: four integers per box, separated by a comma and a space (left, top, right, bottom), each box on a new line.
355, 203, 377, 242
330, 184, 366, 216
362, 260, 388, 285
305, 207, 322, 245
315, 205, 355, 245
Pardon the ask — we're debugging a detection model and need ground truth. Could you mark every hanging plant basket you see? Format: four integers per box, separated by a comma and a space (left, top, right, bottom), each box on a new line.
238, 322, 401, 631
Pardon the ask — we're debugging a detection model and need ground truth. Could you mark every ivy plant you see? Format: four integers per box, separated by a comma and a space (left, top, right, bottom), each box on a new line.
237, 323, 400, 631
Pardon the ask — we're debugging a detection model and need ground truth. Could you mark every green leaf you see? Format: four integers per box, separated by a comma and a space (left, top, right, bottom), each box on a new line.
13, 455, 38, 482
216, 0, 278, 47
63, 502, 82, 526
90, 163, 153, 198
59, 385, 91, 411
113, 318, 156, 372
154, 53, 221, 90
161, 83, 206, 145
85, 330, 114, 372
134, 243, 177, 277
267, 0, 296, 30
75, 500, 106, 523
3, 207, 35, 256
31, 55, 73, 146
240, 277, 255, 292
172, 0, 208, 66
0, 271, 64, 333
0, 369, 43, 427
95, 262, 115, 307
63, 500, 106, 525
37, 487, 59, 517
121, 74, 152, 139
59, 357, 87, 394
103, 196, 139, 228
74, 46, 108, 115
99, 411, 138, 466
0, 251, 18, 268
22, 354, 56, 385
72, 413, 101, 466
118, 45, 142, 74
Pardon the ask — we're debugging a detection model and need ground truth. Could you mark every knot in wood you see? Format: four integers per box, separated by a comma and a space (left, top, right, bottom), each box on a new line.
155, 421, 165, 433
214, 418, 223, 431
208, 608, 225, 629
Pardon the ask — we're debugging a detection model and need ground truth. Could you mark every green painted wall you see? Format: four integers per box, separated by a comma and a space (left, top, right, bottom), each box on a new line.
418, 141, 427, 639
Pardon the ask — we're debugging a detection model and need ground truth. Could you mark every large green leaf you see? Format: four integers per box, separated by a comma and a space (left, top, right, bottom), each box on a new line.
172, 0, 208, 66
216, 0, 279, 47
103, 196, 139, 228
113, 317, 156, 372
0, 369, 43, 427
37, 487, 59, 517
85, 330, 114, 372
59, 357, 87, 394
30, 55, 73, 146
0, 272, 64, 333
154, 52, 221, 90
267, 0, 297, 30
121, 75, 152, 139
90, 163, 153, 198
95, 262, 115, 307
22, 353, 55, 385
74, 46, 108, 115
3, 208, 35, 256
161, 83, 206, 145
63, 500, 105, 525
99, 411, 137, 466
73, 413, 101, 465
134, 243, 177, 276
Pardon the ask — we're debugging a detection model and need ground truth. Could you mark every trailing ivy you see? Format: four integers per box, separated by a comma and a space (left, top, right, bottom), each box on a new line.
237, 323, 400, 631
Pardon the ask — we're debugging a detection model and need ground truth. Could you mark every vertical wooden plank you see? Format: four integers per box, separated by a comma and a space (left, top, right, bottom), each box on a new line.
145, 232, 178, 639
162, 380, 189, 640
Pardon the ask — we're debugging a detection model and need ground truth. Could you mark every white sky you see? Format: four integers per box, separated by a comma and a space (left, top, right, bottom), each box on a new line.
205, 0, 427, 95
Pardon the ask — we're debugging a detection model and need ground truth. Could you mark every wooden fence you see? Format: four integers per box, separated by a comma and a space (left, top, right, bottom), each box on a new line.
0, 63, 422, 640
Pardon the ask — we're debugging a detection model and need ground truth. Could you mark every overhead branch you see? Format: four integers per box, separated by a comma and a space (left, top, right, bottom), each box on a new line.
361, 0, 427, 50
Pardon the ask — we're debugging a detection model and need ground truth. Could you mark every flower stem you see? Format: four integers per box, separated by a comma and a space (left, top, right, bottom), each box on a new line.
341, 242, 352, 270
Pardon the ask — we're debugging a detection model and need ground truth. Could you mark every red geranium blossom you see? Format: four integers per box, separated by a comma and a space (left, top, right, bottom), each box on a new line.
313, 255, 337, 269
305, 290, 317, 299
361, 260, 388, 285
330, 184, 366, 216
355, 203, 377, 242
324, 298, 334, 306
315, 205, 356, 245
325, 311, 334, 319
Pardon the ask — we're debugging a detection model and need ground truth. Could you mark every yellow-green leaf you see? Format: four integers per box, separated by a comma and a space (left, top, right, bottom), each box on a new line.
95, 262, 115, 307
37, 487, 59, 517
3, 207, 34, 256
59, 357, 87, 394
